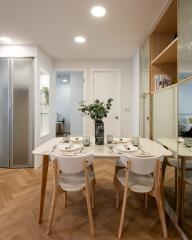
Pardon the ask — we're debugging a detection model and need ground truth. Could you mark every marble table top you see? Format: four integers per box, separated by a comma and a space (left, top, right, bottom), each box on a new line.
157, 138, 192, 158
32, 137, 172, 158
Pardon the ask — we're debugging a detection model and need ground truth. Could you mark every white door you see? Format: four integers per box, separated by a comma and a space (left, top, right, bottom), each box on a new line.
93, 70, 121, 136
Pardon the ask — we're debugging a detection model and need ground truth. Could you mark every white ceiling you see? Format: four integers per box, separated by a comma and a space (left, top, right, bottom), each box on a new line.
0, 0, 168, 60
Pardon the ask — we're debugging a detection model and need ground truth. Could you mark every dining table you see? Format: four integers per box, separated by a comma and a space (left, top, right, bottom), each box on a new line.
32, 137, 172, 224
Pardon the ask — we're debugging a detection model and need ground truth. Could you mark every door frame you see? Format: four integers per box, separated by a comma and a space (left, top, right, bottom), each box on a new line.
54, 68, 87, 135
91, 68, 122, 135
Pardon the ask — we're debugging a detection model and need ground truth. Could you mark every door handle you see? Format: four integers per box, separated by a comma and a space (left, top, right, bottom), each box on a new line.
115, 116, 119, 120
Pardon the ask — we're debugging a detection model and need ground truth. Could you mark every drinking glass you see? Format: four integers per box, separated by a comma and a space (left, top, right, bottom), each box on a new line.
132, 137, 140, 146
63, 133, 70, 143
83, 136, 90, 146
108, 144, 114, 153
107, 134, 113, 144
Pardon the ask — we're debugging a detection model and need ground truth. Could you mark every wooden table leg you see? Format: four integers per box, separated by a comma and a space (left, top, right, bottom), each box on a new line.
178, 157, 185, 226
39, 155, 49, 224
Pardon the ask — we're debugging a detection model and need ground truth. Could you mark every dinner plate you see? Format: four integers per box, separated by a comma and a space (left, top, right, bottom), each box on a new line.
56, 143, 82, 152
116, 144, 138, 153
113, 137, 130, 143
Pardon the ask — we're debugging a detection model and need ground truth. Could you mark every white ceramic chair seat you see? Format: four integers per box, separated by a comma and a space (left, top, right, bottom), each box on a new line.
117, 169, 154, 193
185, 172, 192, 185
59, 170, 94, 192
167, 157, 192, 169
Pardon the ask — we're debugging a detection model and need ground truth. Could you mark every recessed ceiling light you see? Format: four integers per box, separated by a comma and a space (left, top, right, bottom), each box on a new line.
62, 79, 68, 83
0, 36, 13, 44
74, 36, 86, 44
91, 6, 106, 17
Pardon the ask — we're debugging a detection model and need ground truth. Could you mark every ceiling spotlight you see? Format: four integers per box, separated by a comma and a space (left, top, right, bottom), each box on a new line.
74, 36, 86, 44
91, 6, 106, 17
62, 79, 68, 83
0, 36, 13, 44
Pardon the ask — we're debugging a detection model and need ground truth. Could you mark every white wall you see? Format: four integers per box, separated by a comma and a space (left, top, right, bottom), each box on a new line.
131, 50, 140, 136
0, 45, 37, 57
35, 47, 54, 168
54, 60, 132, 137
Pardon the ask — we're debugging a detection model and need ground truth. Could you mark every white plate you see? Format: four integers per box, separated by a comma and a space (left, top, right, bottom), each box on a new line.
56, 143, 82, 152
116, 144, 138, 153
113, 137, 130, 143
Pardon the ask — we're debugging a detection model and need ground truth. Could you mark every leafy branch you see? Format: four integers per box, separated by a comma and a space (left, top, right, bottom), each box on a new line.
79, 98, 113, 122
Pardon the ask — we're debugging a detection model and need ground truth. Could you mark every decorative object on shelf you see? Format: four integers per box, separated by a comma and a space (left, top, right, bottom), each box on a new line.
41, 86, 50, 105
79, 98, 113, 145
155, 74, 172, 90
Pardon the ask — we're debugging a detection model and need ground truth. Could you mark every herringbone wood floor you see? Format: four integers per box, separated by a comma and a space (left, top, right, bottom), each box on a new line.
0, 159, 180, 240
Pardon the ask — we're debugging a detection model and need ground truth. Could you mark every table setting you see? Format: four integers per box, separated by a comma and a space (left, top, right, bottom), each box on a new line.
50, 133, 156, 159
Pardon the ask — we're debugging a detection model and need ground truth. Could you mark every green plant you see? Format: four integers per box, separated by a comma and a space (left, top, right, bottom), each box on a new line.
41, 87, 49, 105
79, 98, 113, 122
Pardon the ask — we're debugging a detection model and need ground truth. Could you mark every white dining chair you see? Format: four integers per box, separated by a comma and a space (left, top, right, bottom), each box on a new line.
47, 153, 96, 236
115, 154, 167, 239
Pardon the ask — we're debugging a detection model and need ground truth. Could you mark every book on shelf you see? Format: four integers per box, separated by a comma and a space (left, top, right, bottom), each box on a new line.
154, 74, 172, 91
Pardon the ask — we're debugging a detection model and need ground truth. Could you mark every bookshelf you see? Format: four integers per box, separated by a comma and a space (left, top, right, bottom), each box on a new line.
150, 0, 177, 92
151, 38, 177, 65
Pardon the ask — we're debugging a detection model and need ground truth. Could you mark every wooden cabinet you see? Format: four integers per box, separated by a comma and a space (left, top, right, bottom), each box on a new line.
150, 0, 177, 92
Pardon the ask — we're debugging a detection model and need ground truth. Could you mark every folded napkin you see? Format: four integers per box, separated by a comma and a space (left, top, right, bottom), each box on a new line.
113, 137, 130, 143
56, 143, 82, 153
70, 136, 83, 142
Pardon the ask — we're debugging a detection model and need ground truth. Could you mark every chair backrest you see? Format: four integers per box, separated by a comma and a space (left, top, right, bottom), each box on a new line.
50, 153, 94, 174
120, 155, 164, 175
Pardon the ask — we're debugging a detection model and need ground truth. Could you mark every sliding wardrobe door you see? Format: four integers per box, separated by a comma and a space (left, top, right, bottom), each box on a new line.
10, 59, 34, 167
0, 59, 10, 167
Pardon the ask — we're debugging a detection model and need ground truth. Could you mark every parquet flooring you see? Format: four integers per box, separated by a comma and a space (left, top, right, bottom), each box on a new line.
0, 159, 180, 240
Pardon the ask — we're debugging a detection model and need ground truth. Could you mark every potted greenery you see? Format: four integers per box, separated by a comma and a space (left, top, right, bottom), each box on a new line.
79, 98, 113, 145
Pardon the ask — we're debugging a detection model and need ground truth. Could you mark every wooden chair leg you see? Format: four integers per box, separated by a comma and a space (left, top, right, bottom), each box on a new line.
85, 186, 95, 236
91, 181, 95, 209
118, 184, 128, 239
47, 189, 58, 235
116, 180, 121, 209
145, 193, 148, 209
64, 191, 67, 207
156, 192, 168, 238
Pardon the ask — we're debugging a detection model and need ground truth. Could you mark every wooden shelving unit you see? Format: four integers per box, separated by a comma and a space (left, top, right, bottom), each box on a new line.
151, 38, 177, 65
150, 0, 177, 93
